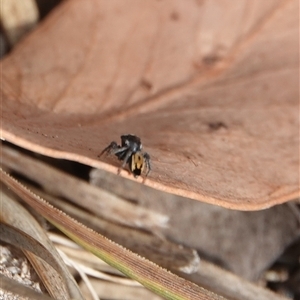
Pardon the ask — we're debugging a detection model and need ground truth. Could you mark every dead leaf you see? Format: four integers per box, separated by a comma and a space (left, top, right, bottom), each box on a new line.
1, 0, 299, 209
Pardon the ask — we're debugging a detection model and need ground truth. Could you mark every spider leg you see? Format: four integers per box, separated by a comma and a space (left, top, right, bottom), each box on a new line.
98, 141, 118, 157
99, 142, 129, 158
143, 152, 151, 176
110, 146, 129, 156
118, 150, 133, 174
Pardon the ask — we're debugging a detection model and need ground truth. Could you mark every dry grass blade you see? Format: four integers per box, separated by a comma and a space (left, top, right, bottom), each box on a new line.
0, 223, 62, 277
53, 233, 289, 300
1, 168, 229, 300
0, 188, 84, 300
185, 260, 290, 300
37, 187, 199, 273
0, 274, 54, 300
79, 279, 165, 300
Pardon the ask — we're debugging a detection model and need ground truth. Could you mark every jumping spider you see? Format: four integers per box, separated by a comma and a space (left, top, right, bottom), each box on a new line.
99, 134, 151, 178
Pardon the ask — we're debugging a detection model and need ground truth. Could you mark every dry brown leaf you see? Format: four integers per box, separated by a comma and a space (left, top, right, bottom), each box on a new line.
1, 0, 299, 209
